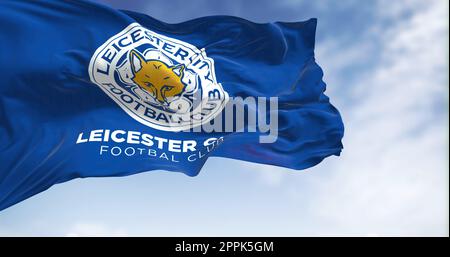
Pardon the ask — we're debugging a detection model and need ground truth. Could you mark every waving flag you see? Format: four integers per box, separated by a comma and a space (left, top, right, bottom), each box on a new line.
0, 0, 344, 211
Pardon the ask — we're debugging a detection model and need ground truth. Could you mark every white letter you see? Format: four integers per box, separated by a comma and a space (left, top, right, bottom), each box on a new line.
111, 146, 122, 156
76, 132, 88, 144
141, 134, 154, 147
111, 130, 126, 143
183, 140, 197, 152
153, 136, 168, 149
100, 145, 109, 155
89, 129, 103, 142
168, 140, 182, 152
127, 131, 141, 144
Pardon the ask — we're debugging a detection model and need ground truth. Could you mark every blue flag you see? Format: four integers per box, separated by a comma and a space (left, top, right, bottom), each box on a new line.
0, 0, 344, 211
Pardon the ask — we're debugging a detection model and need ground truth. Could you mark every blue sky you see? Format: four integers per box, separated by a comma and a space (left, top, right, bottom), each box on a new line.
0, 0, 448, 236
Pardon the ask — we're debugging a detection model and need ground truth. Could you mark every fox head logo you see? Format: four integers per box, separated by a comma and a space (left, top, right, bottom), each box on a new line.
90, 24, 228, 131
129, 50, 186, 105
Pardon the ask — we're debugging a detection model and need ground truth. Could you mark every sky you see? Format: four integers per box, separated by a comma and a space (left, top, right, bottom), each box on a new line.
0, 0, 448, 236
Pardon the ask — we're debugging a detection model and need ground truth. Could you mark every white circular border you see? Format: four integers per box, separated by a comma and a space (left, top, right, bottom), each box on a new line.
88, 23, 228, 132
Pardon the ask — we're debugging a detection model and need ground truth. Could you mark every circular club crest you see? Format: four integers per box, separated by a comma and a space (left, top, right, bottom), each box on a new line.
89, 23, 228, 131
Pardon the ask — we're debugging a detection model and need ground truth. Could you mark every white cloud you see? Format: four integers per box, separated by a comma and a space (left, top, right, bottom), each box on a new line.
251, 0, 449, 236
66, 223, 128, 237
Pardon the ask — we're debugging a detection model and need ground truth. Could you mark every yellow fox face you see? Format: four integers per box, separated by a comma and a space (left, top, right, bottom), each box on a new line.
129, 50, 185, 104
